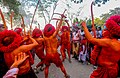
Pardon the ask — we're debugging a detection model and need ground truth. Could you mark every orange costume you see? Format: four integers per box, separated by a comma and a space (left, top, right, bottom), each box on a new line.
32, 28, 45, 69
36, 16, 70, 78
82, 15, 120, 78
0, 30, 38, 78
14, 27, 34, 65
90, 30, 109, 65
60, 25, 71, 63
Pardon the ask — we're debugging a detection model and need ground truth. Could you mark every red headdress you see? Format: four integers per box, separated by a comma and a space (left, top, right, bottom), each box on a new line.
61, 26, 68, 32
32, 28, 42, 38
106, 15, 120, 37
43, 24, 55, 37
0, 30, 22, 53
14, 27, 22, 35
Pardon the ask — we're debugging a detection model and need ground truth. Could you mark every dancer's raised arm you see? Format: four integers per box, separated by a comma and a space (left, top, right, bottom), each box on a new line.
81, 21, 109, 47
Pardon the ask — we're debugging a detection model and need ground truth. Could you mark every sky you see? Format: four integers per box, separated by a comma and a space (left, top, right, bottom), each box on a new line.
92, 0, 120, 17
56, 0, 120, 18
36, 0, 120, 29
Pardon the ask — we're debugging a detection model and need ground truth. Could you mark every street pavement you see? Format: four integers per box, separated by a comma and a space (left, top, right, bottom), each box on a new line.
32, 54, 94, 78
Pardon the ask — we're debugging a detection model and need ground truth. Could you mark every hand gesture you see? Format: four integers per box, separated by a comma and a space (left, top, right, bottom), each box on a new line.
10, 52, 29, 69
81, 21, 87, 28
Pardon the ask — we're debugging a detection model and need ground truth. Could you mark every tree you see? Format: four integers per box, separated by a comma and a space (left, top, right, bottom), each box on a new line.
100, 7, 120, 23
94, 18, 102, 26
109, 7, 120, 15
94, 17, 104, 28
38, 0, 59, 24
19, 0, 59, 26
0, 0, 60, 29
63, 0, 84, 26
0, 0, 21, 17
0, 0, 22, 29
71, 0, 110, 5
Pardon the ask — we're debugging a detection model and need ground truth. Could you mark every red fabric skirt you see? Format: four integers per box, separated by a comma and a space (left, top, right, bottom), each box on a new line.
90, 64, 118, 78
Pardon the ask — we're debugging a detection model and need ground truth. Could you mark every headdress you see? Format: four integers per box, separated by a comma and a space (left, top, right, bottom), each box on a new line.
0, 30, 22, 53
32, 28, 42, 38
43, 24, 55, 37
106, 15, 120, 37
14, 27, 22, 35
61, 26, 68, 32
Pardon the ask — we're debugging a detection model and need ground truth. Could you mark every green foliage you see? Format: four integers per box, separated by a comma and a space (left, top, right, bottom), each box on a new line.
100, 7, 120, 23
1, 0, 21, 17
93, 0, 110, 7
73, 18, 79, 23
86, 19, 91, 26
100, 13, 110, 22
71, 0, 110, 6
94, 17, 104, 27
71, 0, 83, 4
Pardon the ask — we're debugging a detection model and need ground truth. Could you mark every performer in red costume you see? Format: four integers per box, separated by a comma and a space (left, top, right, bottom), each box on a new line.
35, 15, 70, 78
0, 30, 38, 78
14, 27, 35, 66
90, 29, 110, 65
32, 28, 45, 72
59, 20, 71, 63
14, 27, 23, 36
81, 15, 120, 78
0, 24, 9, 78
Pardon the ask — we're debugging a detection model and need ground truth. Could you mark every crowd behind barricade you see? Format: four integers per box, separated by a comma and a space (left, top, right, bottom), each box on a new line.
70, 25, 103, 65
0, 14, 120, 78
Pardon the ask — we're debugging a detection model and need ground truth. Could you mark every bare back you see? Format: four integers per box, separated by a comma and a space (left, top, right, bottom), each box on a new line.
44, 36, 58, 54
35, 38, 44, 52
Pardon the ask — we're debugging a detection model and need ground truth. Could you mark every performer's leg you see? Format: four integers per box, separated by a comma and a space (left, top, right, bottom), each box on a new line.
44, 65, 49, 78
74, 42, 79, 59
39, 59, 44, 71
59, 64, 70, 78
70, 41, 73, 54
75, 42, 79, 55
60, 45, 66, 62
72, 43, 76, 58
35, 50, 45, 69
53, 53, 70, 78
34, 60, 44, 73
36, 60, 44, 68
78, 52, 81, 62
67, 44, 71, 63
